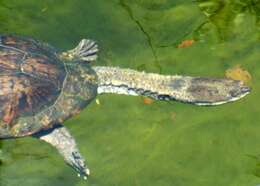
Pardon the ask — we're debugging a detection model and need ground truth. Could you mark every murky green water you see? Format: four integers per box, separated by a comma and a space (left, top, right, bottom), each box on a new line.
0, 0, 260, 185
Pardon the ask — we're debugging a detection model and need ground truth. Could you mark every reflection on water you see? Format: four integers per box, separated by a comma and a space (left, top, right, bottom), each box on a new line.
0, 0, 260, 186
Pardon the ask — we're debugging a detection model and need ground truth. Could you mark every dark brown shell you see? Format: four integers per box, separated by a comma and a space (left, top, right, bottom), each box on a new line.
0, 35, 66, 125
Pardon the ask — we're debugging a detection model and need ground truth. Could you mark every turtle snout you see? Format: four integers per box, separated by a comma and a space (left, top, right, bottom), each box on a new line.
229, 81, 250, 99
240, 86, 251, 95
188, 77, 250, 105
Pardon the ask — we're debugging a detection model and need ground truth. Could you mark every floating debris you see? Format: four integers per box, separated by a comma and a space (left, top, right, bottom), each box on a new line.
177, 39, 195, 48
41, 7, 48, 12
95, 99, 101, 105
225, 65, 251, 84
142, 97, 154, 105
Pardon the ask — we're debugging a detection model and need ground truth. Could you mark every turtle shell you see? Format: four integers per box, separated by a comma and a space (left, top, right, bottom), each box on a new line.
0, 35, 66, 125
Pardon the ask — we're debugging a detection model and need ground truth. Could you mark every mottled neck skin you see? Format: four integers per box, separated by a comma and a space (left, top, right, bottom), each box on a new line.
64, 62, 98, 100
0, 62, 98, 138
94, 66, 250, 105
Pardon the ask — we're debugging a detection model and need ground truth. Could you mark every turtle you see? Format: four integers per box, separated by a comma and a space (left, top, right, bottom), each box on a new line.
0, 34, 250, 179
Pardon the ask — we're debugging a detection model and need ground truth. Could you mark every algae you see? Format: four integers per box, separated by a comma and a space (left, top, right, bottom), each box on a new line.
0, 0, 260, 186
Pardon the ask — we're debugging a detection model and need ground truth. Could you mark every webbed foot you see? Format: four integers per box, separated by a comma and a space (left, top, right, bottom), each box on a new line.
33, 125, 90, 179
70, 151, 90, 179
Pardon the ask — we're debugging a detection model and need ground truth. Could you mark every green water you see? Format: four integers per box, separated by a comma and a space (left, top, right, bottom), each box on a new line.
0, 0, 260, 185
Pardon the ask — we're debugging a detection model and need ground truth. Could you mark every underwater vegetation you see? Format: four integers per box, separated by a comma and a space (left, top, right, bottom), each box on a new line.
198, 0, 260, 39
0, 0, 260, 186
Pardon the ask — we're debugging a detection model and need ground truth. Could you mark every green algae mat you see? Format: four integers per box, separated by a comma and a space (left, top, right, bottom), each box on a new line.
0, 0, 260, 185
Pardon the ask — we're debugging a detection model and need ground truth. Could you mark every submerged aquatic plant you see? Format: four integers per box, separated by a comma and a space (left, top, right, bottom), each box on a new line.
197, 0, 260, 39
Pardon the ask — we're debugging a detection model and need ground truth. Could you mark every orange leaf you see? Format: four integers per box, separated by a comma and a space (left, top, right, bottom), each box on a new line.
142, 97, 154, 105
177, 39, 195, 48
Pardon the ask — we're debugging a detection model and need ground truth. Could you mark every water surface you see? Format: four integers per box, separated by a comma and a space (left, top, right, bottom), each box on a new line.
0, 0, 260, 186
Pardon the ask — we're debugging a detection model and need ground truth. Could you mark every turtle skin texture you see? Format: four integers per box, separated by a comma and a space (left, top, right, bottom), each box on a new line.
0, 35, 98, 138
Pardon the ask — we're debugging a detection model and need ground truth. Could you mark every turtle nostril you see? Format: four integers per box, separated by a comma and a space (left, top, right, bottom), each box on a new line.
241, 86, 250, 94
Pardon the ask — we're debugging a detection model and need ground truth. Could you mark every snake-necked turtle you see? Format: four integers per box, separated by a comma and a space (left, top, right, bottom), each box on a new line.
0, 34, 250, 179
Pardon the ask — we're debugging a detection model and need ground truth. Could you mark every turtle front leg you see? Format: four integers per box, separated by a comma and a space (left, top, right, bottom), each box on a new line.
33, 125, 90, 179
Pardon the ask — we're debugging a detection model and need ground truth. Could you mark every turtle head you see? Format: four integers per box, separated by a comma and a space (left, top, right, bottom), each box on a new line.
186, 77, 250, 105
60, 39, 98, 63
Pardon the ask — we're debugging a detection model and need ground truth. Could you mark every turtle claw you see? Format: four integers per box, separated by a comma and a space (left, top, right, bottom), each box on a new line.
69, 151, 90, 179
86, 168, 90, 176
36, 126, 90, 180
77, 173, 88, 180
77, 170, 89, 180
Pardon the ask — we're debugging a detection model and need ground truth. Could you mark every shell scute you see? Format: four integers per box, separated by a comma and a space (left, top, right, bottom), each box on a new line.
0, 74, 60, 124
0, 35, 66, 127
22, 53, 65, 88
1, 35, 43, 54
0, 46, 24, 73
